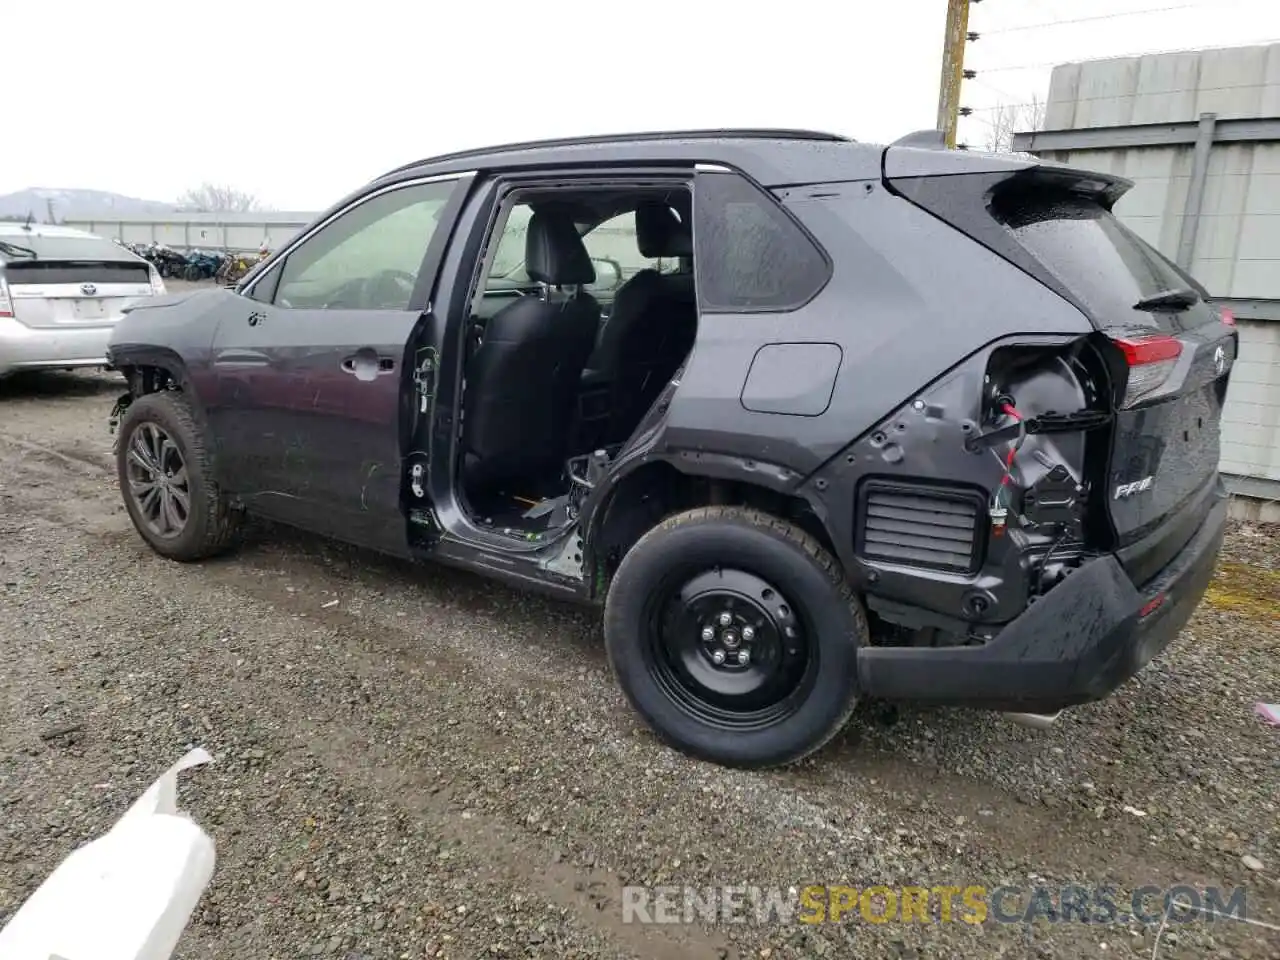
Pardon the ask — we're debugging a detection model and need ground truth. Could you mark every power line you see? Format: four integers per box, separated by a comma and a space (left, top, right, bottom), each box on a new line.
979, 1, 1226, 36
969, 75, 1024, 102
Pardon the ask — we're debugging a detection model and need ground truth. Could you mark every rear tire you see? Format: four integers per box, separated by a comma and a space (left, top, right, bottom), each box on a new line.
604, 506, 867, 769
116, 391, 241, 561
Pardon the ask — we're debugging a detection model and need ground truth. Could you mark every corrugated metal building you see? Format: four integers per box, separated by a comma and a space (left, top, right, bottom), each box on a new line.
1014, 41, 1280, 519
60, 211, 315, 253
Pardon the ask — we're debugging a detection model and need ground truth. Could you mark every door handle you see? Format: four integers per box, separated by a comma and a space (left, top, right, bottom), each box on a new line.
341, 351, 396, 381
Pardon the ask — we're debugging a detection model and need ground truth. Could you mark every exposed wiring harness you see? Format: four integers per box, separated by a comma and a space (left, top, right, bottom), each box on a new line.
988, 401, 1026, 514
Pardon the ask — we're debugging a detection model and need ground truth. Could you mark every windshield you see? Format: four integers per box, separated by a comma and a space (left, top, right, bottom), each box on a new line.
489, 206, 534, 279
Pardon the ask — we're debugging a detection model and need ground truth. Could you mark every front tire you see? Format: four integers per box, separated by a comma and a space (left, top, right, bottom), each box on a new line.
604, 506, 867, 769
116, 391, 241, 561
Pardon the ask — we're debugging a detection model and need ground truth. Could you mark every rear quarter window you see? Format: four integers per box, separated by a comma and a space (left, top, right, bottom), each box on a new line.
694, 172, 830, 313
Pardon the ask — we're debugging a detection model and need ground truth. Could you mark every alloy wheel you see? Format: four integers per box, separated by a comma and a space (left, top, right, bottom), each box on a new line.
125, 421, 190, 539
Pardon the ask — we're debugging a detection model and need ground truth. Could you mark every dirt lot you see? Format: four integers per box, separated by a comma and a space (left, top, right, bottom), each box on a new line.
1, 362, 1278, 959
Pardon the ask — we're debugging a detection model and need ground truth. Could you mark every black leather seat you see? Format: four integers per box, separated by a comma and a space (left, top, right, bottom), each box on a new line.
585, 199, 698, 443
461, 207, 600, 488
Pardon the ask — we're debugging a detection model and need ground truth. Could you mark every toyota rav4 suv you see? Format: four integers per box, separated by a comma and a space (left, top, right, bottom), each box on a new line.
106, 129, 1235, 769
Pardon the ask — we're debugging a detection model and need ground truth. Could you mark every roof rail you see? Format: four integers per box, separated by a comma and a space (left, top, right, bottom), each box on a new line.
891, 129, 947, 149
380, 128, 852, 178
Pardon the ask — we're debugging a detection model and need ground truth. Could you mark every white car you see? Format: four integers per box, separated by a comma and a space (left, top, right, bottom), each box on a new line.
0, 222, 166, 377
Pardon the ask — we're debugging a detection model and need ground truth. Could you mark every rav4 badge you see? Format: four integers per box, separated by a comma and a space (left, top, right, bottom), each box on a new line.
1114, 476, 1154, 499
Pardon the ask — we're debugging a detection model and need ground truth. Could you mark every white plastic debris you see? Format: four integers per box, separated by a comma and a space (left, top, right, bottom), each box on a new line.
0, 747, 216, 960
1121, 805, 1148, 818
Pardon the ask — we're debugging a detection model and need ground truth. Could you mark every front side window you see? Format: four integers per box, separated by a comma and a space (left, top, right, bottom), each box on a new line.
273, 179, 457, 310
694, 171, 830, 312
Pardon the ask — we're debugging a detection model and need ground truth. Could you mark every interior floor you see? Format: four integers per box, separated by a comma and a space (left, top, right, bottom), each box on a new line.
466, 472, 570, 538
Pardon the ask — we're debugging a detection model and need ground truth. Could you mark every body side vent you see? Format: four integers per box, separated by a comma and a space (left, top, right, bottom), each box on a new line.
857, 480, 985, 574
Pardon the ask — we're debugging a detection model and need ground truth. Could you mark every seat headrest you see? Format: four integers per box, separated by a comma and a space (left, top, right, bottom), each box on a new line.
526, 207, 596, 286
635, 200, 693, 258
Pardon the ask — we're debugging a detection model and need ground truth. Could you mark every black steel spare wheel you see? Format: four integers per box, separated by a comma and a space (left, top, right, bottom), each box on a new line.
116, 390, 242, 562
125, 422, 190, 539
604, 506, 868, 769
650, 568, 816, 729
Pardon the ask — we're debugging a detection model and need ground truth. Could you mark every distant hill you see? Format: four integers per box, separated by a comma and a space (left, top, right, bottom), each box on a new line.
0, 187, 177, 222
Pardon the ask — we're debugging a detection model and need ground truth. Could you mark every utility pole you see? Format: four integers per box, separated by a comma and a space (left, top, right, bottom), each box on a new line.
936, 0, 973, 149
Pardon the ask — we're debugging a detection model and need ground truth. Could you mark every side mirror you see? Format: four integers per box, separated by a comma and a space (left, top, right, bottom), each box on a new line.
588, 257, 622, 292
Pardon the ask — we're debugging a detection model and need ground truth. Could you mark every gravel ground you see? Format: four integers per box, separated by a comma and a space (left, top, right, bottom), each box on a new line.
1, 363, 1278, 960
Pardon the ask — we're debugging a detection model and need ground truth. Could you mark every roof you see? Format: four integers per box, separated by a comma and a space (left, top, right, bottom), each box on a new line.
0, 222, 99, 240
375, 128, 883, 189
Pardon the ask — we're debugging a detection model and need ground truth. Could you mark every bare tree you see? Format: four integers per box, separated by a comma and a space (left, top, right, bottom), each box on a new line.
177, 183, 263, 213
982, 96, 1047, 154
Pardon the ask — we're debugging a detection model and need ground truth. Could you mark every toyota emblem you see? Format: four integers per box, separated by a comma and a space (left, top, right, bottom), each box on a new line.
80, 283, 97, 296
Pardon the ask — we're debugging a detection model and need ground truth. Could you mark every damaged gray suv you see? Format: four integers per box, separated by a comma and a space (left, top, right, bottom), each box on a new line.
107, 129, 1235, 768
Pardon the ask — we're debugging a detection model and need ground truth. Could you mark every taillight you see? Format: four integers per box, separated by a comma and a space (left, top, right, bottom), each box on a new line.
1218, 306, 1236, 327
0, 275, 12, 318
1114, 334, 1182, 407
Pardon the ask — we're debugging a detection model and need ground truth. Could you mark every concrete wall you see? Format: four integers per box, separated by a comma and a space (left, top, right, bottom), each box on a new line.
1043, 43, 1280, 302
1030, 42, 1280, 504
1221, 318, 1280, 494
61, 213, 315, 253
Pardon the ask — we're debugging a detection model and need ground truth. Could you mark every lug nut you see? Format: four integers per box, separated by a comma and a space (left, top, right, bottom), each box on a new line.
701, 626, 715, 642
741, 626, 755, 642
718, 611, 733, 627
711, 649, 726, 665
737, 650, 750, 665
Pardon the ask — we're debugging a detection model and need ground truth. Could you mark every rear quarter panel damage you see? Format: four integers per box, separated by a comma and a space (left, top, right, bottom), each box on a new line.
646, 179, 1095, 618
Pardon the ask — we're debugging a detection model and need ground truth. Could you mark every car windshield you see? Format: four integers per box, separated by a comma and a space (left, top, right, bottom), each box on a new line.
489, 207, 535, 280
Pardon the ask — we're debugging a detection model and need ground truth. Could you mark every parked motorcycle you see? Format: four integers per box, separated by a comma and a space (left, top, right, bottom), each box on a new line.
182, 249, 226, 282
145, 243, 190, 278
214, 252, 253, 286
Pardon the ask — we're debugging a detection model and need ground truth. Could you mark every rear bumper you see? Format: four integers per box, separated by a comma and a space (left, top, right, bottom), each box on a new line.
857, 482, 1228, 712
0, 317, 114, 375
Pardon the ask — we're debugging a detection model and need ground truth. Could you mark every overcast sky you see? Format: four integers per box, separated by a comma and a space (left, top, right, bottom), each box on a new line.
5, 0, 1277, 210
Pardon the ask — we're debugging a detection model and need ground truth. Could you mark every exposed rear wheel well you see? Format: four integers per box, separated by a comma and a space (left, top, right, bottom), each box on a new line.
589, 461, 840, 596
